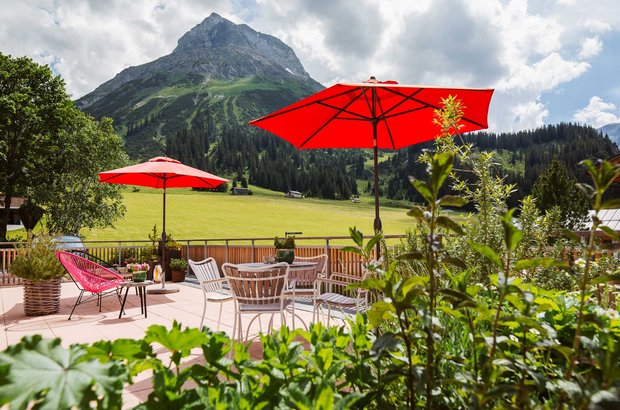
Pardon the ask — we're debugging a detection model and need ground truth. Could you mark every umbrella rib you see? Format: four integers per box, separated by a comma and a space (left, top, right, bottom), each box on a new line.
316, 101, 371, 121
250, 87, 364, 124
383, 87, 488, 128
300, 89, 367, 148
375, 95, 397, 149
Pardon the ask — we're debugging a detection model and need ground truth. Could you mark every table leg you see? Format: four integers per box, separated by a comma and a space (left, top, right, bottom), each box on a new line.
119, 287, 130, 319
139, 287, 144, 315
143, 287, 148, 318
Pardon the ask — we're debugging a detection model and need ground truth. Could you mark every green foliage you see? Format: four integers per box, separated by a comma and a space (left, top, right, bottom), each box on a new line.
532, 158, 589, 230
10, 232, 66, 280
0, 335, 125, 409
0, 53, 75, 241
32, 113, 128, 235
0, 53, 127, 239
274, 235, 295, 249
169, 258, 187, 272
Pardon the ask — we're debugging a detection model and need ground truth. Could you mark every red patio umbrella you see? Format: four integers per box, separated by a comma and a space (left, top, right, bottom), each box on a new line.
249, 77, 494, 256
99, 156, 228, 293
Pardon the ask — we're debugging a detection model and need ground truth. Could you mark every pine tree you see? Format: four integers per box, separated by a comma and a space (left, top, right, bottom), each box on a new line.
531, 159, 589, 230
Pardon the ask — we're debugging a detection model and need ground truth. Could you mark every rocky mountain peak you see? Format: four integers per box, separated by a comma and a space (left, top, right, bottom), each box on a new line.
77, 12, 320, 111
173, 13, 309, 78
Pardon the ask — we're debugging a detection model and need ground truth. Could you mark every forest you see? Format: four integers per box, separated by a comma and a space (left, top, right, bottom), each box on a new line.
165, 115, 618, 205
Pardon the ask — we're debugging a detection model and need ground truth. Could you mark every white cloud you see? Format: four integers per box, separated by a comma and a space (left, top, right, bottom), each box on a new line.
1, 0, 619, 132
573, 96, 620, 128
584, 19, 611, 33
498, 52, 589, 92
578, 37, 603, 59
512, 100, 549, 130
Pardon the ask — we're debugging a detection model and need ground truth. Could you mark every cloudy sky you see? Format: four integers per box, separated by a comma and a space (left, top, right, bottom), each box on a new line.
1, 0, 619, 132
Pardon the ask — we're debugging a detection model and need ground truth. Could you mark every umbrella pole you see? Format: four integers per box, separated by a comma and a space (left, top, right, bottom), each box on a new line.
372, 120, 382, 259
149, 180, 179, 294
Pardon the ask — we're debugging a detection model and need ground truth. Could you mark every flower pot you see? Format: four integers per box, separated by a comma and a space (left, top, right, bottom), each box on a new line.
275, 248, 294, 264
171, 270, 185, 283
132, 271, 147, 282
23, 279, 62, 316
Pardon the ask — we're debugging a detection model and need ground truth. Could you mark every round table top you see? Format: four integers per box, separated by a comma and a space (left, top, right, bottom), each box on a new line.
121, 280, 155, 287
236, 261, 317, 270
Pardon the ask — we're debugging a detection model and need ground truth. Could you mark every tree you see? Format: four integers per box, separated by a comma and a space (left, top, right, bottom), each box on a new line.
0, 53, 75, 241
0, 54, 127, 238
29, 114, 127, 235
531, 159, 589, 230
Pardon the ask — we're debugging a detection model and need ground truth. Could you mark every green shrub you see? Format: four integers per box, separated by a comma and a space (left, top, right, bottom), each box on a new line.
169, 258, 187, 272
11, 233, 66, 281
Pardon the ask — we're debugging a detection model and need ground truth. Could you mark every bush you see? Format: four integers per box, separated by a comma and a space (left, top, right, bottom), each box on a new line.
11, 233, 66, 281
169, 258, 187, 272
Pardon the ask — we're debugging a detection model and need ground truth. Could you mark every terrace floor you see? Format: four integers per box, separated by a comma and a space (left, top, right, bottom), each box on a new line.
0, 280, 318, 408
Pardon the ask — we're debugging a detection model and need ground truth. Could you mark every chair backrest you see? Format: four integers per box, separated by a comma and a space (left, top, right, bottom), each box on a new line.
188, 258, 223, 293
293, 254, 328, 289
222, 262, 289, 306
56, 251, 125, 293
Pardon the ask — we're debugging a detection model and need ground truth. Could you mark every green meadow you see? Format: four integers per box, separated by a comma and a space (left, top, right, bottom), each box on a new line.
82, 186, 416, 244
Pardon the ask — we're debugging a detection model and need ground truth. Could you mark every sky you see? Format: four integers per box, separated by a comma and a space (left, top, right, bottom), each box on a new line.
1, 0, 620, 133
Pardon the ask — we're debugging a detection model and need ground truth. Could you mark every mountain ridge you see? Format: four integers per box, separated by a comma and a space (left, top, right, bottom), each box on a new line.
599, 122, 620, 146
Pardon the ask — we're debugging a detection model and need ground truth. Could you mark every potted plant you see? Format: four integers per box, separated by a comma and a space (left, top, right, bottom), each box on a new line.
11, 233, 67, 316
169, 258, 187, 282
126, 262, 149, 282
274, 236, 295, 264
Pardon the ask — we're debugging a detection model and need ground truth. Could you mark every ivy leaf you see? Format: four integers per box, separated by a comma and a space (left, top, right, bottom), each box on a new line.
601, 198, 620, 209
599, 225, 619, 241
502, 209, 522, 251
341, 246, 362, 255
410, 178, 433, 203
348, 226, 364, 247
407, 205, 426, 221
468, 241, 502, 268
397, 252, 424, 261
436, 216, 464, 235
0, 335, 124, 410
590, 274, 620, 285
514, 258, 570, 271
437, 195, 467, 208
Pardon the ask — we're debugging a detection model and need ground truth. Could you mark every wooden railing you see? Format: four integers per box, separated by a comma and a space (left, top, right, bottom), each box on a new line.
0, 235, 406, 286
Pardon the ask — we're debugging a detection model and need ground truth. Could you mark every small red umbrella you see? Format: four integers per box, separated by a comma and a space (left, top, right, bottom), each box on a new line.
99, 156, 228, 293
249, 77, 494, 256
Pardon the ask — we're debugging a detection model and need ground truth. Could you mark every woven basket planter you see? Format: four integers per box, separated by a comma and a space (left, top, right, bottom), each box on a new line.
23, 279, 62, 316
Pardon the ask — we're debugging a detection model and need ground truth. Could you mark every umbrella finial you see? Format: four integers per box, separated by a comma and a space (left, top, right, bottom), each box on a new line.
366, 76, 378, 83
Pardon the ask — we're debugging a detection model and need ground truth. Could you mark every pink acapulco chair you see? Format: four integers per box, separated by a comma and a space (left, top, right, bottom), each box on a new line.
56, 251, 126, 320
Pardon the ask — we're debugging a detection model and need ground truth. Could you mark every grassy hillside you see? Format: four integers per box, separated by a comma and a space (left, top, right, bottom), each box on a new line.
80, 186, 416, 244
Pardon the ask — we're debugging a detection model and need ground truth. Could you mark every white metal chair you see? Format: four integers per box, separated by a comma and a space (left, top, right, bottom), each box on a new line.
222, 262, 292, 342
313, 271, 369, 326
188, 258, 232, 331
287, 254, 328, 299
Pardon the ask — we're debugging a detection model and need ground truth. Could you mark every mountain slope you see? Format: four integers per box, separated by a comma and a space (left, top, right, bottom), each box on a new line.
599, 122, 620, 146
77, 13, 323, 158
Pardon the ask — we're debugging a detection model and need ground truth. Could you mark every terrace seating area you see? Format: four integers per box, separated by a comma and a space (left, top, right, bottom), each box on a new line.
0, 279, 319, 406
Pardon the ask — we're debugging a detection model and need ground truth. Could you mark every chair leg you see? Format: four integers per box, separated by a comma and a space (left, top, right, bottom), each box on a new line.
200, 292, 207, 330
68, 290, 84, 320
216, 303, 223, 332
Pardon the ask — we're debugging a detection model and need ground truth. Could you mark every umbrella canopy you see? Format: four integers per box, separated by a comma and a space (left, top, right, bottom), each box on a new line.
249, 77, 494, 255
99, 156, 228, 189
99, 156, 228, 293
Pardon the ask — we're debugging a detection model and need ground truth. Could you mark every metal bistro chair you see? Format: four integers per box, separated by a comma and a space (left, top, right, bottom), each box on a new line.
222, 262, 292, 342
188, 258, 232, 331
313, 269, 370, 327
285, 254, 328, 327
56, 251, 126, 320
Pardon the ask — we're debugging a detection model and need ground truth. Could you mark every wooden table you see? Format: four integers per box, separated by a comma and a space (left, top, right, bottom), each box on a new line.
119, 280, 154, 319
